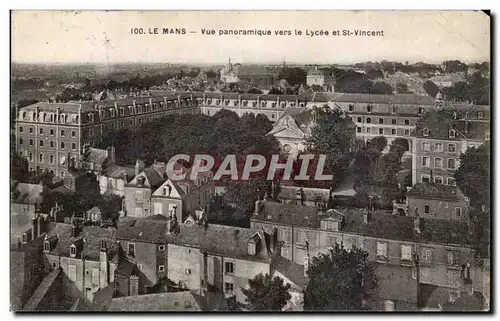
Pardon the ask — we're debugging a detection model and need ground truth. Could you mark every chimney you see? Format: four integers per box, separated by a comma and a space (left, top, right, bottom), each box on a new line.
71, 225, 77, 238
37, 215, 42, 238
123, 172, 128, 184
31, 215, 38, 240
99, 239, 109, 287
413, 216, 421, 234
304, 240, 310, 277
135, 159, 141, 177
363, 209, 371, 224
109, 146, 116, 164
254, 200, 262, 215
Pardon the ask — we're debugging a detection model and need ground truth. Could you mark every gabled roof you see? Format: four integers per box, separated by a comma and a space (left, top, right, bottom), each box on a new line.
22, 268, 61, 311
273, 255, 306, 290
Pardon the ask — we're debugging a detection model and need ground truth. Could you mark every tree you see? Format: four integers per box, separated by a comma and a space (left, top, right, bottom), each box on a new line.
278, 67, 307, 86
371, 81, 393, 95
99, 194, 123, 222
423, 80, 440, 98
368, 136, 387, 153
396, 82, 409, 93
304, 244, 377, 311
442, 60, 468, 73
241, 273, 291, 311
247, 87, 263, 94
455, 144, 490, 209
389, 138, 409, 159
268, 87, 283, 95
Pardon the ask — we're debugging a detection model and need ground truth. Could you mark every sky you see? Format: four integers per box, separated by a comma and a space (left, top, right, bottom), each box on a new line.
11, 10, 490, 65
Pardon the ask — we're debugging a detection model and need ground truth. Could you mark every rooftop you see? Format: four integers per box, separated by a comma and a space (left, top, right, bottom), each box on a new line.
407, 182, 466, 201
19, 101, 95, 113
106, 291, 203, 312
251, 201, 473, 246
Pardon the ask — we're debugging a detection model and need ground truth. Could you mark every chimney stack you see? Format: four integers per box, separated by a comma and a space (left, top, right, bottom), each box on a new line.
254, 200, 262, 215
37, 214, 42, 238
31, 215, 38, 240
99, 239, 109, 288
413, 216, 421, 234
363, 209, 371, 224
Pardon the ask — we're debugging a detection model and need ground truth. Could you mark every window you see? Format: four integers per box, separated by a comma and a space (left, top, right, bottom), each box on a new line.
39, 140, 44, 147
401, 245, 412, 261
39, 128, 44, 135
60, 129, 65, 136
434, 176, 443, 184
418, 107, 424, 115
424, 205, 430, 214
404, 129, 410, 136
49, 128, 54, 135
39, 153, 44, 163
423, 142, 430, 151
376, 242, 387, 258
448, 144, 456, 153
448, 159, 456, 170
159, 245, 165, 251
421, 175, 430, 183
454, 207, 462, 218
92, 268, 99, 285
224, 282, 234, 293
29, 127, 33, 134
72, 143, 76, 150
50, 141, 54, 148
357, 117, 362, 123
71, 130, 76, 137
366, 105, 372, 112
19, 126, 23, 133
366, 127, 371, 134
185, 268, 191, 275
379, 128, 383, 135
225, 261, 234, 275
348, 104, 354, 112
29, 152, 33, 162
29, 139, 33, 146
434, 157, 443, 168
447, 251, 459, 266
423, 128, 429, 136
19, 138, 23, 145
449, 129, 456, 139
68, 265, 77, 281
128, 243, 135, 257
379, 118, 384, 124
158, 265, 165, 272
44, 241, 50, 252
366, 117, 372, 124
135, 190, 144, 202
297, 231, 307, 244
485, 131, 490, 141
357, 127, 362, 133
421, 156, 430, 167
435, 143, 443, 152
391, 119, 397, 125
391, 129, 396, 135
447, 177, 456, 186
70, 245, 76, 257
477, 111, 484, 119
60, 171, 65, 178
422, 248, 433, 263
248, 242, 256, 255
60, 142, 65, 149
404, 119, 410, 126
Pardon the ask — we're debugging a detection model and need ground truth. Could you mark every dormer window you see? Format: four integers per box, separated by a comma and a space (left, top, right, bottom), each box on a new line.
290, 102, 295, 107
348, 104, 354, 112
243, 100, 248, 107
225, 100, 230, 106
253, 101, 258, 107
261, 101, 267, 107
423, 128, 429, 137
485, 131, 490, 141
137, 177, 145, 187
392, 106, 397, 114
234, 101, 239, 106
449, 129, 456, 139
216, 99, 221, 106
89, 113, 94, 123
281, 102, 286, 108
119, 107, 124, 116
110, 109, 116, 117
70, 244, 77, 257
478, 112, 484, 119
207, 99, 212, 105
366, 104, 372, 113
44, 241, 50, 253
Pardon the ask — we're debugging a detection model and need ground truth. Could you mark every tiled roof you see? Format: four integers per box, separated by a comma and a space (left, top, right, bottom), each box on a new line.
273, 255, 306, 290
115, 258, 137, 277
19, 102, 95, 113
414, 110, 490, 140
332, 93, 436, 105
22, 268, 61, 311
117, 219, 272, 262
44, 223, 119, 262
251, 201, 473, 246
106, 291, 203, 311
407, 182, 466, 201
102, 165, 135, 180
143, 166, 166, 190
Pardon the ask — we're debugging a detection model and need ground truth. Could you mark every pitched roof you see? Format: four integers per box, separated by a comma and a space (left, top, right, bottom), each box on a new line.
273, 255, 306, 290
251, 201, 473, 246
117, 219, 273, 262
407, 182, 466, 201
332, 93, 436, 105
19, 101, 95, 113
84, 148, 109, 165
102, 165, 135, 180
106, 291, 203, 311
44, 223, 119, 262
22, 268, 61, 311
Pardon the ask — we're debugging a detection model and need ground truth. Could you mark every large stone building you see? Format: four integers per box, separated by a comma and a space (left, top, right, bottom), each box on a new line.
14, 94, 200, 178
250, 200, 489, 310
411, 105, 490, 186
306, 67, 336, 92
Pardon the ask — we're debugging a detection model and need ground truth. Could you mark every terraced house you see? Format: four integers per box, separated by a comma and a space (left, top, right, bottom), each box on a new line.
250, 200, 489, 310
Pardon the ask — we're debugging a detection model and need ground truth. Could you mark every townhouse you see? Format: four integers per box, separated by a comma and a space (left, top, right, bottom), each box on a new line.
250, 200, 487, 310
411, 106, 490, 186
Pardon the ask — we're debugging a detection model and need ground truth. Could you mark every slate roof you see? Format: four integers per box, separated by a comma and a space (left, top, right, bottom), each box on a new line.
84, 148, 109, 165
22, 268, 61, 311
142, 166, 166, 190
117, 219, 272, 262
44, 223, 119, 262
273, 255, 306, 290
282, 109, 313, 128
115, 258, 137, 277
106, 291, 203, 311
251, 201, 473, 246
102, 165, 135, 180
19, 102, 95, 113
11, 183, 43, 205
407, 182, 466, 201
331, 93, 436, 105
